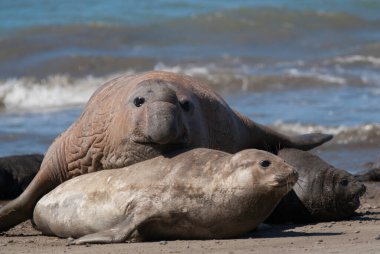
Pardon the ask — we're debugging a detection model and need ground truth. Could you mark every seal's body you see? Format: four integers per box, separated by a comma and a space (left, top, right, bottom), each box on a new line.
0, 71, 330, 231
34, 148, 298, 244
0, 154, 43, 200
266, 149, 366, 223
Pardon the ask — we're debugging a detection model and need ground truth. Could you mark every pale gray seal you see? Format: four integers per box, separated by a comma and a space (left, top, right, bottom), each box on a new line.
33, 148, 298, 244
0, 71, 330, 232
266, 148, 366, 223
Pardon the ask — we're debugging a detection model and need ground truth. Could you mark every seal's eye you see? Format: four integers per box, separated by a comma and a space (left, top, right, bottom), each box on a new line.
133, 97, 145, 107
259, 160, 271, 168
180, 100, 192, 112
340, 179, 349, 186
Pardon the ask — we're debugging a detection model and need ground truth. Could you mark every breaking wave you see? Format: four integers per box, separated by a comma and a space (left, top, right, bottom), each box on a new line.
0, 75, 115, 110
272, 122, 380, 145
1, 61, 380, 111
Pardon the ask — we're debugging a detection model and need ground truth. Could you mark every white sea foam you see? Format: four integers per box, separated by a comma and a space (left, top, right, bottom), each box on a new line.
154, 62, 211, 76
286, 68, 346, 85
0, 67, 213, 111
272, 122, 380, 145
334, 55, 380, 66
0, 74, 124, 110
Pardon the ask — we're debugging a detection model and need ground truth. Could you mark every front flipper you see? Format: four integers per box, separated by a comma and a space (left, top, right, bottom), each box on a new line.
68, 214, 146, 245
236, 114, 333, 153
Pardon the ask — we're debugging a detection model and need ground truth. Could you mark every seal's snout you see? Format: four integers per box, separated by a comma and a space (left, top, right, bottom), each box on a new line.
145, 99, 188, 145
272, 166, 298, 190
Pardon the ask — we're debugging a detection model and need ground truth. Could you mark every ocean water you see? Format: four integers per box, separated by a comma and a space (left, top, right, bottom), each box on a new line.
0, 0, 380, 173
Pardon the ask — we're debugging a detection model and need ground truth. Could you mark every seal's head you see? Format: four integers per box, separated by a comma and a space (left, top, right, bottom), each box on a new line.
278, 148, 366, 221
225, 149, 299, 224
229, 149, 299, 194
302, 168, 366, 220
127, 78, 206, 146
336, 171, 367, 217
92, 72, 209, 168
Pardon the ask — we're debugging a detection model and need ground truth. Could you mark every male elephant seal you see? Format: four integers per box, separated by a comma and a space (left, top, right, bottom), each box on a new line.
266, 149, 366, 223
0, 71, 331, 232
33, 148, 298, 244
0, 154, 43, 200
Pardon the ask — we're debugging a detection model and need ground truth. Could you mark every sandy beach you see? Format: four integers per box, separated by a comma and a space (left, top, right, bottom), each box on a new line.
0, 181, 379, 254
1, 1, 380, 253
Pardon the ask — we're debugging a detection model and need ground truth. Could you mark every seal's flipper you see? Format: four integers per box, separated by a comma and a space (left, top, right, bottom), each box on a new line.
68, 214, 145, 245
290, 133, 333, 151
237, 115, 333, 153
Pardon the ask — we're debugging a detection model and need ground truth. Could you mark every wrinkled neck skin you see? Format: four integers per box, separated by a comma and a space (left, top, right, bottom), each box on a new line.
194, 96, 252, 154
234, 112, 293, 154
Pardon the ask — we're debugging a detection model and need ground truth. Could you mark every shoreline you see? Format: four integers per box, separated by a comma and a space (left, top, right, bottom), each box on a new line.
1, 182, 380, 254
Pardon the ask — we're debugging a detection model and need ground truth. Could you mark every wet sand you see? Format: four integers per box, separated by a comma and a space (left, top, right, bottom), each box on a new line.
1, 182, 380, 254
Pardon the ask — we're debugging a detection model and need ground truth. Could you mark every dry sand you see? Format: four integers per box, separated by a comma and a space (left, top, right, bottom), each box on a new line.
1, 182, 380, 254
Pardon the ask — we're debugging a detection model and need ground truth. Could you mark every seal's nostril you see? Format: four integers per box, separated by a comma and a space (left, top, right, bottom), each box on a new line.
134, 97, 145, 107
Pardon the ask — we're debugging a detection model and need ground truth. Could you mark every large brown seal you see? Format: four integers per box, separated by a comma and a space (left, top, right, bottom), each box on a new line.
0, 71, 331, 232
266, 149, 366, 223
33, 148, 298, 244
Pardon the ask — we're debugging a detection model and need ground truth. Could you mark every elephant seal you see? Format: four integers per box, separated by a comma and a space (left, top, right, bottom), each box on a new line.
266, 148, 366, 223
0, 71, 331, 232
0, 154, 43, 200
33, 148, 298, 244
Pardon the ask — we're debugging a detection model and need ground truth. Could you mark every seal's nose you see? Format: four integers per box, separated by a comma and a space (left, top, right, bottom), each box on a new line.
146, 102, 181, 144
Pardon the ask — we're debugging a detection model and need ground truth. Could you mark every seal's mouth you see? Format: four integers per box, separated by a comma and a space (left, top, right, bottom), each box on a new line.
274, 177, 298, 191
342, 185, 366, 210
348, 194, 361, 208
131, 129, 190, 153
272, 170, 298, 191
347, 185, 366, 208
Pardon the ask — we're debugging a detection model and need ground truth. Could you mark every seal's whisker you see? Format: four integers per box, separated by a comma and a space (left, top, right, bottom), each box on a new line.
296, 178, 307, 184
295, 182, 305, 192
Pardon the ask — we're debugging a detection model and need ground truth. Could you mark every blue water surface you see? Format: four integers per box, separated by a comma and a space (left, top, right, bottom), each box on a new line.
1, 0, 380, 31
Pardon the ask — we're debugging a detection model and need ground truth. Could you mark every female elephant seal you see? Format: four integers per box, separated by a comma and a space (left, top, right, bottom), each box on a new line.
33, 148, 298, 244
0, 71, 330, 232
266, 148, 366, 223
